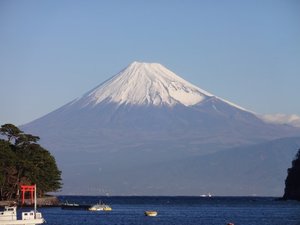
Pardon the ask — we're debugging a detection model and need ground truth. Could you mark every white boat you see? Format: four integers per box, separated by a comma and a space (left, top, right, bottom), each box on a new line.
0, 206, 44, 225
0, 185, 44, 225
144, 211, 158, 217
200, 193, 212, 198
88, 203, 112, 211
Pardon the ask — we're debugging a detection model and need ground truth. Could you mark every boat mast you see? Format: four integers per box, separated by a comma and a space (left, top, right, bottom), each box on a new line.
34, 184, 37, 218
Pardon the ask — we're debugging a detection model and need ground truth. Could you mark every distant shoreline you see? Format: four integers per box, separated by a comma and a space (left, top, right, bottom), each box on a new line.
1, 195, 296, 207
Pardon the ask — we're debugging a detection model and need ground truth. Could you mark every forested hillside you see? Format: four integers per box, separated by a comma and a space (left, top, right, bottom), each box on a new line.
0, 124, 62, 200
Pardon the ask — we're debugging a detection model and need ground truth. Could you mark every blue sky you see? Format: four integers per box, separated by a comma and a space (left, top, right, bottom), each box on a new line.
0, 0, 299, 126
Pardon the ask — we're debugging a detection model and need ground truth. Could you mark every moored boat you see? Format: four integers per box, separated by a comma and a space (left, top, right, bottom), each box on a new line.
61, 202, 90, 210
0, 185, 44, 225
88, 203, 112, 211
144, 211, 158, 217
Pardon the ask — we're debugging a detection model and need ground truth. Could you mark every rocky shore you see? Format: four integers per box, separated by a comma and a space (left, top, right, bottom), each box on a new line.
0, 196, 60, 207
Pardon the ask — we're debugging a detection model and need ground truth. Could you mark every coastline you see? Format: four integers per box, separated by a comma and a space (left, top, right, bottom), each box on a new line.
0, 196, 60, 207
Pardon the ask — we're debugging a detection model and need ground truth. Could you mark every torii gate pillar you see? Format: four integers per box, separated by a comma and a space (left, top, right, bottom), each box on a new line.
20, 185, 35, 205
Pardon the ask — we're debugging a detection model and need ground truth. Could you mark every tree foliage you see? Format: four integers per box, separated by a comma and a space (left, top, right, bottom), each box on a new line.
283, 149, 300, 201
0, 124, 62, 200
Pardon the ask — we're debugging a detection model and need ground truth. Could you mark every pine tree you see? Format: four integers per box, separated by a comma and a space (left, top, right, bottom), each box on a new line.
0, 124, 62, 200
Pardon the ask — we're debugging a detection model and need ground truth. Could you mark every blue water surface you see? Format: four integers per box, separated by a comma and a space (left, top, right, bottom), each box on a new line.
32, 196, 300, 225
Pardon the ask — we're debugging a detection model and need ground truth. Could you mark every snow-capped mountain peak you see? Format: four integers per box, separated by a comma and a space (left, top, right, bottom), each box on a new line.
82, 61, 214, 107
23, 62, 300, 196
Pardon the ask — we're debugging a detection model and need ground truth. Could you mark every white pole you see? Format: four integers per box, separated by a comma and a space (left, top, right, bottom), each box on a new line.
34, 184, 37, 218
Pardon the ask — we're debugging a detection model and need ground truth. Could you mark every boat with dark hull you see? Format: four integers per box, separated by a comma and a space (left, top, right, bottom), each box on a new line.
60, 202, 90, 210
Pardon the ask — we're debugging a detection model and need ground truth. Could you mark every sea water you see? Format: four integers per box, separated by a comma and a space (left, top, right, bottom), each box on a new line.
26, 196, 300, 225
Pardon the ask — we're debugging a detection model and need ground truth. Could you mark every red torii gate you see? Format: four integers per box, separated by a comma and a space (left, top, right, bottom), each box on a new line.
20, 185, 35, 205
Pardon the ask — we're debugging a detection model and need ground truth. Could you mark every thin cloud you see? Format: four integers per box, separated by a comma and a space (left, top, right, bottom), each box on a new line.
259, 114, 300, 128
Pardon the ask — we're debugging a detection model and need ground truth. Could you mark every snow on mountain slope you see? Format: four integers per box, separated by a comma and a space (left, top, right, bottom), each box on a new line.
24, 61, 300, 146
21, 61, 300, 196
74, 61, 245, 111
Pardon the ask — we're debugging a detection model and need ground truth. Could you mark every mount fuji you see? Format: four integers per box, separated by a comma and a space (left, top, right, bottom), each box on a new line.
22, 62, 300, 196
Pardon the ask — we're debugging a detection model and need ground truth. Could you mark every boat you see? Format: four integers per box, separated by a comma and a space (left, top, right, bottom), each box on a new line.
62, 202, 79, 207
61, 202, 90, 210
0, 185, 44, 225
144, 211, 158, 217
200, 193, 212, 198
0, 206, 44, 225
88, 203, 112, 211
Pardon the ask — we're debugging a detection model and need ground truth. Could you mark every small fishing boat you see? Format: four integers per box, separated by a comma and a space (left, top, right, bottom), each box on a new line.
62, 202, 79, 207
0, 185, 44, 225
88, 203, 112, 211
0, 206, 44, 225
200, 193, 212, 198
144, 211, 158, 217
61, 201, 90, 210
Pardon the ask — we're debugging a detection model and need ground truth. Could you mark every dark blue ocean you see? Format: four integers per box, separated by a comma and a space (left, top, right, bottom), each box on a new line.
32, 196, 300, 225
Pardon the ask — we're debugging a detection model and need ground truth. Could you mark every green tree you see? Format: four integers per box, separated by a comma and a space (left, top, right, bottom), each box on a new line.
0, 123, 22, 143
283, 149, 300, 201
18, 143, 62, 196
0, 139, 17, 200
0, 123, 62, 200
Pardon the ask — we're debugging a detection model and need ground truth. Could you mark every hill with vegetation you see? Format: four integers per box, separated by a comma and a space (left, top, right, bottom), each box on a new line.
283, 149, 300, 201
0, 124, 62, 201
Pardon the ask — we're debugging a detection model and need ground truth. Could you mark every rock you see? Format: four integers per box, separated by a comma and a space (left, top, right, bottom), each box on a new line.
283, 149, 300, 201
